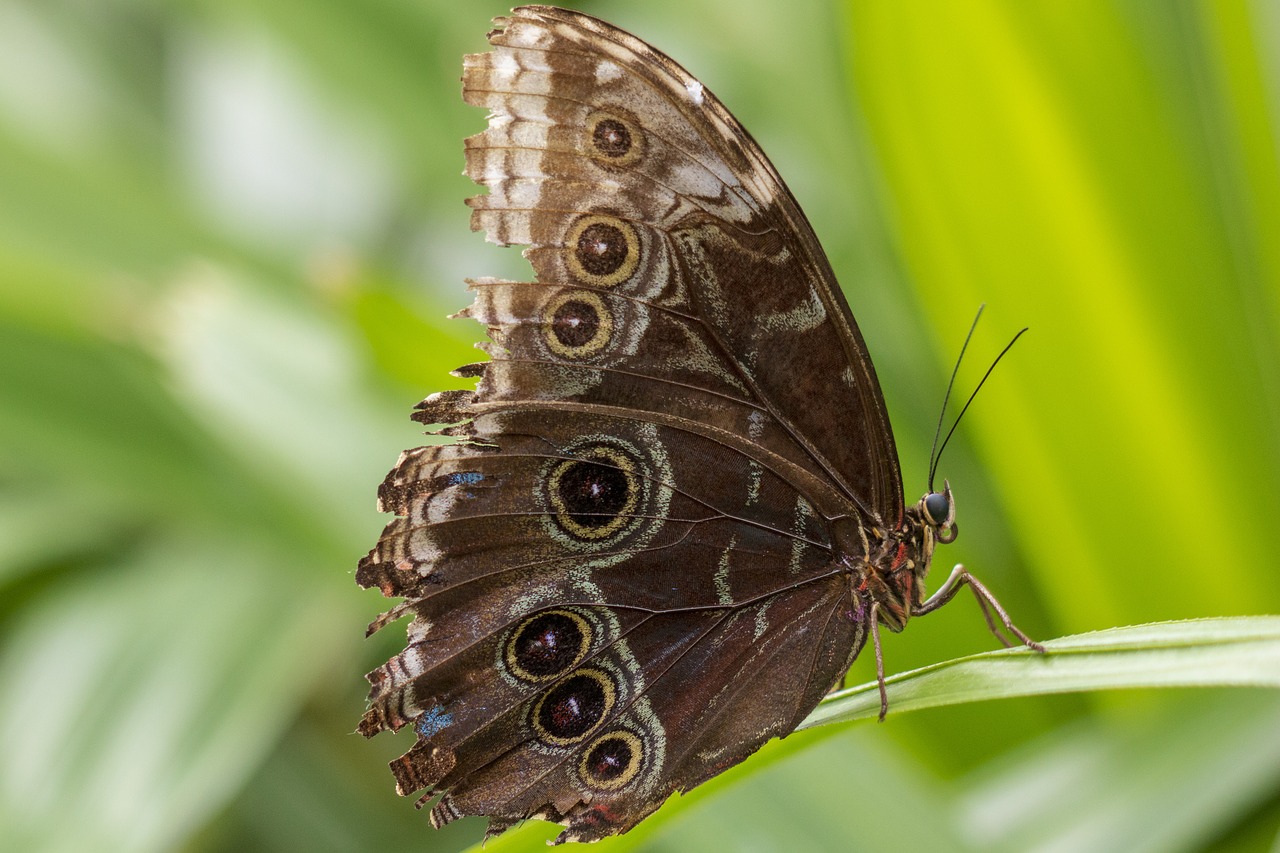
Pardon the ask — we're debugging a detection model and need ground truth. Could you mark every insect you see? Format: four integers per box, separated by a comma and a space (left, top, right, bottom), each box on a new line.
357, 6, 1039, 843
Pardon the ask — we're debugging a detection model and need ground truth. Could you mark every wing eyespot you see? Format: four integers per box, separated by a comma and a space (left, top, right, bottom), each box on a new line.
543, 290, 614, 358
585, 108, 645, 168
579, 729, 645, 790
565, 214, 640, 288
531, 668, 617, 745
546, 445, 640, 541
504, 609, 594, 683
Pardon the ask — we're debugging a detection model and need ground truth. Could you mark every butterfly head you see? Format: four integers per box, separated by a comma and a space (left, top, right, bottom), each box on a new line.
921, 480, 958, 545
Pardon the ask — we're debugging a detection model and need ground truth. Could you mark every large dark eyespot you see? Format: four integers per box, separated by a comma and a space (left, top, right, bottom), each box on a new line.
543, 291, 612, 358
505, 609, 591, 683
532, 669, 615, 745
585, 110, 643, 167
924, 492, 950, 526
580, 730, 643, 790
548, 446, 639, 540
565, 215, 639, 287
557, 461, 628, 525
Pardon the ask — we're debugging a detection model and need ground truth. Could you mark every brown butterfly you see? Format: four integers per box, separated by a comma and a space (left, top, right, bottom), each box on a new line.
357, 5, 1039, 843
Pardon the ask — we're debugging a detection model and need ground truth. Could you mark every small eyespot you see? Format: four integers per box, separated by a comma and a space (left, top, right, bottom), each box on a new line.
585, 109, 643, 167
593, 118, 631, 157
547, 446, 639, 541
565, 215, 640, 288
505, 609, 592, 683
531, 668, 616, 745
579, 729, 644, 790
543, 290, 613, 358
924, 492, 950, 526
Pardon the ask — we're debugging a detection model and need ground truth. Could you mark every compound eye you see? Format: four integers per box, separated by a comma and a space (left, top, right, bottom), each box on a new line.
924, 492, 950, 526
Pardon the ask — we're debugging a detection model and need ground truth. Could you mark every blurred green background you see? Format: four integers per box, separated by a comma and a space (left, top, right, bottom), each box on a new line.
1, 0, 1277, 851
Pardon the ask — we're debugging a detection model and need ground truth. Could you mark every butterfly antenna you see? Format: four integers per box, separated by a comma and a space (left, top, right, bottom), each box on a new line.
928, 305, 985, 492
928, 326, 1029, 490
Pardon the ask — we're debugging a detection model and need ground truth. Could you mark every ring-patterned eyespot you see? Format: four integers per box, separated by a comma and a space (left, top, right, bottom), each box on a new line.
565, 214, 640, 288
504, 609, 593, 683
584, 109, 644, 168
531, 668, 617, 746
547, 445, 640, 541
579, 729, 644, 791
924, 492, 950, 526
543, 290, 613, 359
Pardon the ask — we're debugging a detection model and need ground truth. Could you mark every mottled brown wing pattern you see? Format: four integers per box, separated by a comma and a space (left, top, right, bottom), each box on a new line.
460, 5, 902, 520
357, 5, 898, 844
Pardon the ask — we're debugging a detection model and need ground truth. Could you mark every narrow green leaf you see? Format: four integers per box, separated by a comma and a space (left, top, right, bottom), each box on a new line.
805, 618, 1280, 728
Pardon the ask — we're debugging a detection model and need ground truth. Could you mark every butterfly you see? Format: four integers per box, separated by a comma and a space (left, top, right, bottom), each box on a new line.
357, 5, 1039, 843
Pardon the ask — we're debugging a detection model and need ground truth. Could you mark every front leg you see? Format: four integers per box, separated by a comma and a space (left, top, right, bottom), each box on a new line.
915, 564, 1045, 653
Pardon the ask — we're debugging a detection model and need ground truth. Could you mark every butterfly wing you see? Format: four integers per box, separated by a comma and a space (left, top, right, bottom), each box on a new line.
358, 5, 894, 842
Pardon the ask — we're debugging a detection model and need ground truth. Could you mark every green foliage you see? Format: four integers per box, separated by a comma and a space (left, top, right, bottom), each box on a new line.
0, 1, 1276, 852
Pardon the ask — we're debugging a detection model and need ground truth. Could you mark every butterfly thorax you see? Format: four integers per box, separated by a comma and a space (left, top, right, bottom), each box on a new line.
833, 487, 955, 633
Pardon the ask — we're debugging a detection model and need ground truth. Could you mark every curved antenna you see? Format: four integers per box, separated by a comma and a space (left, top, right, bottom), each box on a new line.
928, 305, 985, 491
928, 326, 1029, 490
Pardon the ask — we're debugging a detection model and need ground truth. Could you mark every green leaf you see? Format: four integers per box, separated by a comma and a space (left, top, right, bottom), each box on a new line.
806, 617, 1280, 727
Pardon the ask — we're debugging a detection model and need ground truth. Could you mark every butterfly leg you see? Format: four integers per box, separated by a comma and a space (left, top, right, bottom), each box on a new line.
869, 601, 889, 722
915, 564, 1045, 653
